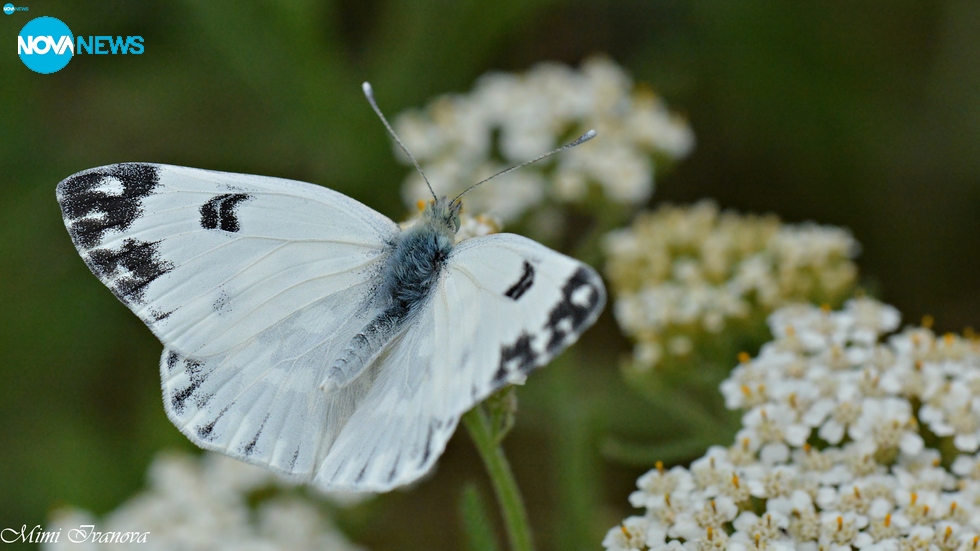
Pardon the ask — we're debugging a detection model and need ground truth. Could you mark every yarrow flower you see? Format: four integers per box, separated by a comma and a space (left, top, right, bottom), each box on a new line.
604, 200, 859, 370
43, 452, 365, 551
394, 56, 695, 223
605, 299, 980, 551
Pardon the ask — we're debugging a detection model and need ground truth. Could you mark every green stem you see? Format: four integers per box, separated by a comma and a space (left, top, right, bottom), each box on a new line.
463, 405, 534, 551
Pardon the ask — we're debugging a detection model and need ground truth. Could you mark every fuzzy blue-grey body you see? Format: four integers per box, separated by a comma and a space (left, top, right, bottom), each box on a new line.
321, 198, 462, 391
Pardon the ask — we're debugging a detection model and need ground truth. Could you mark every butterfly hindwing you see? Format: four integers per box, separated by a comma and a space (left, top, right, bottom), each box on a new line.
314, 233, 605, 490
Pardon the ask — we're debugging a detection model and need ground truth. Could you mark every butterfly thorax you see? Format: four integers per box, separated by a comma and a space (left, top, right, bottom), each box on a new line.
382, 198, 460, 313
321, 198, 460, 392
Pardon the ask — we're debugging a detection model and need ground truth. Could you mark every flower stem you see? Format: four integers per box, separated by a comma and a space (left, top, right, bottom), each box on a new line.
463, 405, 534, 551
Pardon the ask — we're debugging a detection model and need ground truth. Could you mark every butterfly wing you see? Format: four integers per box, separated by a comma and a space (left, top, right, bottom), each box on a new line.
57, 163, 400, 479
314, 233, 605, 490
56, 163, 398, 357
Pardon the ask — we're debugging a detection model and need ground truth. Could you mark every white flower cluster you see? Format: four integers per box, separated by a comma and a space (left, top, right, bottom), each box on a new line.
605, 299, 980, 551
43, 452, 365, 551
395, 57, 695, 222
604, 201, 858, 369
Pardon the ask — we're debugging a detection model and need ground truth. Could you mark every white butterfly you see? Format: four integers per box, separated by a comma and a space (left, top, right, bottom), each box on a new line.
55, 84, 605, 491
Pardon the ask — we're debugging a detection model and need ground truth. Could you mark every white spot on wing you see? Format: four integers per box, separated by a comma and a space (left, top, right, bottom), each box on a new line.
77, 211, 107, 224
556, 318, 573, 335
571, 285, 594, 307
91, 176, 126, 196
109, 266, 136, 284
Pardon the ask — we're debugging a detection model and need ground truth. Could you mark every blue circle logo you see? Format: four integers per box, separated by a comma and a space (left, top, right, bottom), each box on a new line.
3, 4, 15, 15
18, 16, 73, 74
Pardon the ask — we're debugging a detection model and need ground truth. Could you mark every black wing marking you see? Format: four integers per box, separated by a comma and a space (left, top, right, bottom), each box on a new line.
494, 266, 604, 383
57, 163, 160, 249
86, 238, 174, 305
543, 267, 603, 354
493, 332, 537, 385
199, 193, 252, 232
57, 164, 175, 306
504, 261, 535, 300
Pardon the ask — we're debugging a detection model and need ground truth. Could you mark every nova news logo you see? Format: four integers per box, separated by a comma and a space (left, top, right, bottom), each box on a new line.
4, 4, 29, 15
17, 16, 144, 74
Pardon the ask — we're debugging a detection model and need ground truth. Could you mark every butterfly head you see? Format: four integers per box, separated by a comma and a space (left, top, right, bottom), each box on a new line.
419, 197, 462, 237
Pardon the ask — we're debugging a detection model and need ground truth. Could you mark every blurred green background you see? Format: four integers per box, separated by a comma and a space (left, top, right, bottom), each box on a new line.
2, 1, 979, 549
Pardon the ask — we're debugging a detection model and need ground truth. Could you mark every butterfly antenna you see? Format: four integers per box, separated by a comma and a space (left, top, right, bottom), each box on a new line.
450, 129, 597, 206
362, 82, 437, 201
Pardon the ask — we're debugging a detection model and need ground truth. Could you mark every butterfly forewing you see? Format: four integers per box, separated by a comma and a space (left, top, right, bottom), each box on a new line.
56, 163, 399, 357
442, 234, 605, 392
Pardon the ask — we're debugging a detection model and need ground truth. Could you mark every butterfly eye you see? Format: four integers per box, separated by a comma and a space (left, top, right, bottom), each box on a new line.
448, 201, 462, 233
